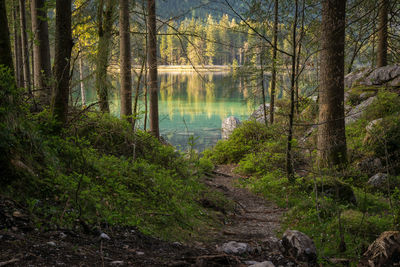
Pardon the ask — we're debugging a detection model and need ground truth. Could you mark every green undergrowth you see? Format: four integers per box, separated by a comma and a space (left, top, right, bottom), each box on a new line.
203, 101, 400, 264
0, 67, 226, 241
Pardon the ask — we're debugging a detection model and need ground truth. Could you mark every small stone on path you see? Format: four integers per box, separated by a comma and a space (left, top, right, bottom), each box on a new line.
100, 232, 110, 240
249, 261, 275, 267
218, 241, 251, 254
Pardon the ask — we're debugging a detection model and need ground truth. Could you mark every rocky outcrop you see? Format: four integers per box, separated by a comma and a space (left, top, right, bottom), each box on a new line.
358, 231, 400, 267
345, 96, 376, 125
221, 116, 241, 139
345, 65, 400, 89
281, 230, 317, 265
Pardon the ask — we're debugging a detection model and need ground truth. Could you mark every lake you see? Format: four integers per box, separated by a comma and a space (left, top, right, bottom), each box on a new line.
82, 72, 272, 151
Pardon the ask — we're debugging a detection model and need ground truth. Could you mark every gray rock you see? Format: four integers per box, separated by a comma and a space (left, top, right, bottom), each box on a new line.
249, 261, 275, 267
46, 241, 56, 247
368, 173, 388, 188
250, 104, 270, 123
59, 232, 67, 239
345, 65, 400, 89
363, 65, 400, 86
344, 68, 372, 89
136, 251, 145, 256
366, 118, 383, 133
282, 230, 317, 264
222, 116, 241, 139
100, 232, 110, 240
218, 241, 251, 254
346, 96, 376, 125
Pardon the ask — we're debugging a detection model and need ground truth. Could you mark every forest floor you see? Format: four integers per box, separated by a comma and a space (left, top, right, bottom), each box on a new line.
0, 165, 294, 267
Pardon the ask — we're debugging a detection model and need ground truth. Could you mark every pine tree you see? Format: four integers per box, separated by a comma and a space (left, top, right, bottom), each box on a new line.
318, 0, 347, 167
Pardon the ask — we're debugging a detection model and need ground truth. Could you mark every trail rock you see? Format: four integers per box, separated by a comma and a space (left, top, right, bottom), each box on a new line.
281, 230, 317, 264
46, 241, 56, 247
100, 232, 110, 240
346, 96, 376, 125
222, 116, 241, 139
366, 118, 383, 134
249, 261, 275, 267
367, 173, 388, 188
358, 231, 400, 267
218, 241, 251, 254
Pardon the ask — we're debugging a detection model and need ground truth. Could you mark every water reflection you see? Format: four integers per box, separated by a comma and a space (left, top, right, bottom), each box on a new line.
83, 72, 268, 151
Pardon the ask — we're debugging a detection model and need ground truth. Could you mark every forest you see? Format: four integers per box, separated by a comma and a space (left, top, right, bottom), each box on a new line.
1, 0, 400, 266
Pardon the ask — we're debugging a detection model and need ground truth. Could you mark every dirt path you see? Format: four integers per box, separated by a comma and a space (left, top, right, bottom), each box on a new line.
206, 165, 284, 244
0, 166, 294, 266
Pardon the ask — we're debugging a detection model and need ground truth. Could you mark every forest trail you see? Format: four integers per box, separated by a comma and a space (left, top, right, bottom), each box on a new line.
205, 165, 284, 245
0, 165, 294, 266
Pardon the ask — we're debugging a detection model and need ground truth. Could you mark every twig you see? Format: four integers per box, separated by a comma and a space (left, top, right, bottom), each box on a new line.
0, 258, 20, 266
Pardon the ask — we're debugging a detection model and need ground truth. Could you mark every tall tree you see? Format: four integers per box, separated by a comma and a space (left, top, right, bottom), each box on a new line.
377, 0, 388, 67
12, 1, 23, 86
286, 0, 298, 182
51, 0, 72, 126
95, 0, 116, 113
31, 0, 52, 105
318, 0, 347, 167
19, 0, 31, 92
119, 0, 132, 120
269, 0, 278, 124
0, 0, 13, 71
147, 0, 159, 138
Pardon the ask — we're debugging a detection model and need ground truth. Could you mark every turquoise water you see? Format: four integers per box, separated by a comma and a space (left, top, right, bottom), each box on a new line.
83, 72, 267, 151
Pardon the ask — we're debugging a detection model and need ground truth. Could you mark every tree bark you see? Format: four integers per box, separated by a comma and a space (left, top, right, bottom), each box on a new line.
147, 0, 159, 138
31, 0, 52, 105
12, 1, 23, 85
0, 0, 13, 71
317, 0, 347, 167
119, 0, 132, 121
95, 0, 115, 113
19, 0, 31, 93
377, 0, 388, 67
79, 55, 86, 107
51, 0, 72, 126
286, 0, 298, 182
269, 0, 278, 124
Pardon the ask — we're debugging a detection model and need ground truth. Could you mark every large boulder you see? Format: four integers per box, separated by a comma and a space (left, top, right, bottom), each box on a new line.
367, 173, 388, 189
358, 231, 400, 267
345, 65, 400, 89
281, 230, 317, 264
221, 116, 241, 139
250, 104, 270, 124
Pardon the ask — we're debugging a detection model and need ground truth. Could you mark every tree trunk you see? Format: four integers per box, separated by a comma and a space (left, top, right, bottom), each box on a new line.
95, 0, 115, 113
12, 1, 23, 86
269, 0, 278, 124
51, 0, 72, 126
147, 0, 159, 138
79, 55, 86, 107
19, 0, 31, 93
31, 0, 52, 105
377, 0, 388, 67
295, 0, 305, 114
317, 0, 347, 167
286, 0, 298, 182
0, 0, 13, 71
119, 0, 132, 121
